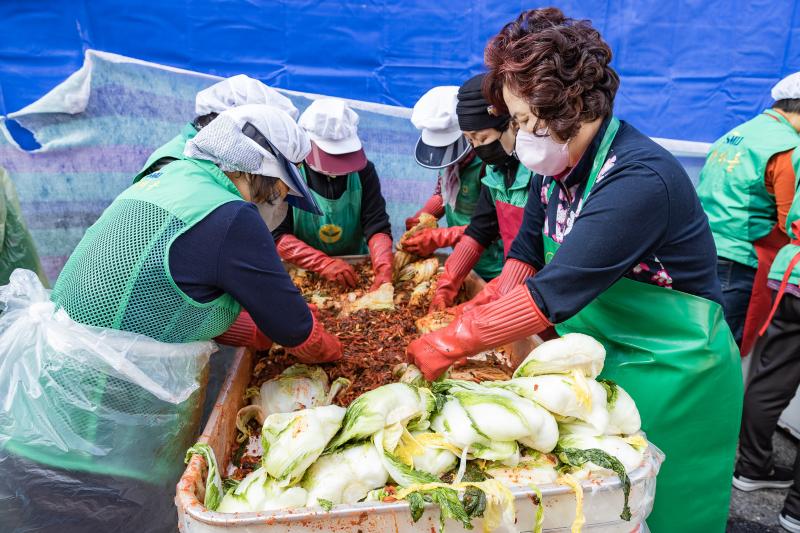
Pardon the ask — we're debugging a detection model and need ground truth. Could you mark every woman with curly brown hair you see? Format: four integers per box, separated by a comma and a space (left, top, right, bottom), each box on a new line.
407, 8, 742, 532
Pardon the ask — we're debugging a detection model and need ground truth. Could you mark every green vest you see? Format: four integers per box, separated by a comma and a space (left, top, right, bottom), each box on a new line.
769, 151, 800, 284
482, 159, 533, 209
132, 122, 198, 183
52, 158, 242, 343
441, 156, 504, 279
697, 110, 800, 268
292, 166, 368, 256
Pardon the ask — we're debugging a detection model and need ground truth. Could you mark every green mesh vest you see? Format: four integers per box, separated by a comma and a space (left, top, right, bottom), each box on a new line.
769, 149, 800, 285
440, 157, 504, 279
52, 158, 242, 343
697, 110, 800, 268
132, 122, 197, 183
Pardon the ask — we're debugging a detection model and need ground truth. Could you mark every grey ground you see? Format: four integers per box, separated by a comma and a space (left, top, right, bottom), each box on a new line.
728, 430, 797, 532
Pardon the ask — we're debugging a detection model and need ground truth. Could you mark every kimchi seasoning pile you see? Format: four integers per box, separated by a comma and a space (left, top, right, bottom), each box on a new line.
250, 260, 466, 406
227, 259, 514, 480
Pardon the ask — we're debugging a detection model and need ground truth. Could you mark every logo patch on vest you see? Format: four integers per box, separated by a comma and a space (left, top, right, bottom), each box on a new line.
134, 173, 162, 191
319, 224, 343, 244
724, 133, 744, 146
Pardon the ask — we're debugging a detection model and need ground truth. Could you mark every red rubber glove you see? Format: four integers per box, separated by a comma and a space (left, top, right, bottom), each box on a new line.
276, 234, 358, 289
368, 233, 394, 291
286, 310, 343, 363
456, 258, 536, 315
214, 310, 273, 351
405, 194, 445, 230
401, 225, 467, 257
429, 235, 484, 312
407, 284, 551, 380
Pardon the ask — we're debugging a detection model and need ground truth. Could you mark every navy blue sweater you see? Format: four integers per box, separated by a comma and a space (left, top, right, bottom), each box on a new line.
169, 201, 313, 346
509, 118, 723, 323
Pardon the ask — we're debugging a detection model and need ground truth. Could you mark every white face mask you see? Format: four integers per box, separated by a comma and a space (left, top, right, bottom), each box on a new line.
515, 128, 570, 176
257, 200, 289, 231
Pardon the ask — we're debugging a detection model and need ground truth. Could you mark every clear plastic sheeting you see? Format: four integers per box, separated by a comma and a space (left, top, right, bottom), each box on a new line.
0, 50, 427, 283
0, 268, 216, 532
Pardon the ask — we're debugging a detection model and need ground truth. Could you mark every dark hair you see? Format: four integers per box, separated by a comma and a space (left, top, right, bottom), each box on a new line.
483, 8, 619, 140
228, 171, 283, 204
193, 112, 219, 130
249, 174, 283, 205
773, 99, 800, 115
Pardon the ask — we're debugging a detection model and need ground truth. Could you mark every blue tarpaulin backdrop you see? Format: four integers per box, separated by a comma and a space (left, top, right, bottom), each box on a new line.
1, 0, 800, 143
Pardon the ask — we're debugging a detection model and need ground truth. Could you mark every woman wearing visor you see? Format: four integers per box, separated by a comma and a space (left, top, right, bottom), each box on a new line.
404, 85, 504, 281
273, 98, 393, 291
53, 103, 343, 361
133, 75, 300, 239
409, 74, 533, 311
1, 105, 341, 532
134, 74, 299, 181
407, 9, 741, 532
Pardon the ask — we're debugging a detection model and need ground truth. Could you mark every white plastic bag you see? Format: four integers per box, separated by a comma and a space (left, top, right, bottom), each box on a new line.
0, 269, 216, 478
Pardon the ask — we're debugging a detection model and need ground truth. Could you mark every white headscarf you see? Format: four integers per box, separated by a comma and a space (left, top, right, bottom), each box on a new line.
184, 104, 310, 195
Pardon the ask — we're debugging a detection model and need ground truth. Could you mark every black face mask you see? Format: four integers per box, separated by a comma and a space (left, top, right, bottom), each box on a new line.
473, 138, 514, 167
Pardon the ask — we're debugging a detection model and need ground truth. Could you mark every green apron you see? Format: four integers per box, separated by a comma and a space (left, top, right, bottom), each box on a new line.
544, 118, 742, 532
292, 166, 367, 256
132, 122, 198, 183
441, 157, 504, 279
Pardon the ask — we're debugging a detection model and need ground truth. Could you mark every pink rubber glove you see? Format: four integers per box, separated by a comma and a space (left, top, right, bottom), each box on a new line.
429, 235, 484, 312
214, 310, 273, 350
368, 233, 394, 291
286, 309, 343, 363
407, 284, 552, 380
277, 234, 358, 289
456, 258, 536, 315
405, 194, 445, 230
402, 225, 467, 257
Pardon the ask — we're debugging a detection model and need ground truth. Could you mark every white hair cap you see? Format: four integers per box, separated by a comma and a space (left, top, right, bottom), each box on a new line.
411, 86, 462, 147
195, 75, 299, 120
772, 72, 800, 101
299, 98, 362, 154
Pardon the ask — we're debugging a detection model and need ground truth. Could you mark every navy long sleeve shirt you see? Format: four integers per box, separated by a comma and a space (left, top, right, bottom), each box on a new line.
509, 117, 722, 324
169, 201, 313, 346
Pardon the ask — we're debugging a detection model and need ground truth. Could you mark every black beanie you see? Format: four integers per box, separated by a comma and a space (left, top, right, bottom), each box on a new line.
456, 73, 510, 132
